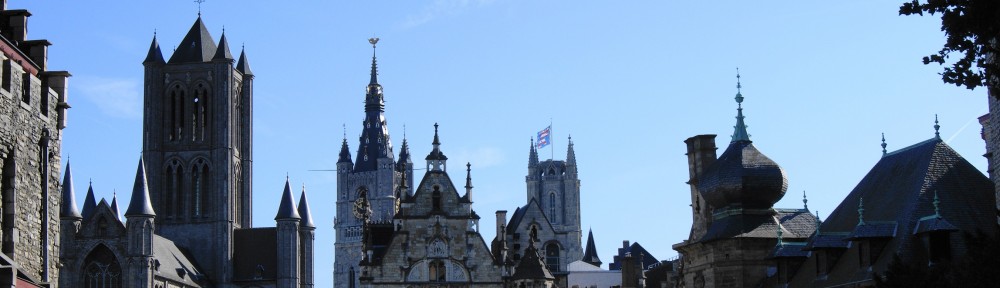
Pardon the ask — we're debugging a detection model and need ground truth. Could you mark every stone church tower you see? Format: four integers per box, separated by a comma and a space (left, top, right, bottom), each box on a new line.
140, 16, 254, 282
335, 40, 411, 288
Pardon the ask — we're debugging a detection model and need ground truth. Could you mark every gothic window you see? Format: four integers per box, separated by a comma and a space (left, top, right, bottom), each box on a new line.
545, 242, 560, 272
191, 160, 210, 217
429, 260, 446, 282
432, 187, 442, 212
83, 244, 122, 288
348, 267, 356, 288
164, 160, 183, 218
549, 193, 557, 223
192, 83, 209, 142
167, 85, 185, 141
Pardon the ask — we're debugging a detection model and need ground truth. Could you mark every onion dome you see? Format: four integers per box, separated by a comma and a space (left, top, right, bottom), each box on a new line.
696, 70, 787, 210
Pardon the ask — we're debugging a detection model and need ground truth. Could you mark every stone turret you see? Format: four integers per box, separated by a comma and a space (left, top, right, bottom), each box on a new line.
298, 187, 315, 288
275, 179, 301, 288
124, 158, 156, 287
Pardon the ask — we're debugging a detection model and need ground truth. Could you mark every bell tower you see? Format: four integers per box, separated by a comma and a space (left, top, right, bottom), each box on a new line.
140, 16, 253, 283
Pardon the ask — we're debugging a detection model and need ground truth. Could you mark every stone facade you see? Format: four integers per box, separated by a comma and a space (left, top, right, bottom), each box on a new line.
358, 130, 504, 287
0, 1, 70, 286
985, 88, 1000, 224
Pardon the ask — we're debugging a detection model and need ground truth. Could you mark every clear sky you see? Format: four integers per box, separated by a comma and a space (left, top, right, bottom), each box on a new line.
20, 1, 987, 287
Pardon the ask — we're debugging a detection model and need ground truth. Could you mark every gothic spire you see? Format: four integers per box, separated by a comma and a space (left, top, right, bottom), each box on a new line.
369, 37, 380, 85
125, 158, 156, 217
59, 162, 82, 219
212, 31, 234, 61
81, 181, 97, 220
732, 68, 750, 143
463, 162, 473, 202
143, 32, 165, 65
566, 135, 577, 165
582, 228, 602, 267
236, 47, 254, 76
338, 136, 353, 164
298, 185, 315, 228
425, 123, 448, 171
275, 177, 301, 220
529, 137, 539, 167
110, 191, 120, 218
397, 136, 412, 169
355, 38, 393, 171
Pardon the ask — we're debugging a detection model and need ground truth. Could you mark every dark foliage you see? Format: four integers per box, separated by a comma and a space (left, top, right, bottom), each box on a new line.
875, 230, 1000, 287
899, 1, 1000, 90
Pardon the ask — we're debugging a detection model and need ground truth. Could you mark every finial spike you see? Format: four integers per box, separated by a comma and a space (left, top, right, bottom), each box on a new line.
194, 0, 205, 17
776, 226, 784, 247
933, 191, 941, 218
934, 114, 941, 139
881, 133, 887, 156
857, 197, 865, 226
731, 68, 750, 142
802, 190, 808, 210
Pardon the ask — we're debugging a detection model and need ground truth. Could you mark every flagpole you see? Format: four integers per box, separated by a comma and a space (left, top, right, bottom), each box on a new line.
550, 118, 554, 161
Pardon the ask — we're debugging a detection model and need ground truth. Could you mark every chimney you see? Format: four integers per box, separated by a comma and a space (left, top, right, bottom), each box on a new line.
4, 9, 30, 43
42, 71, 70, 129
684, 135, 717, 185
24, 40, 50, 70
495, 210, 507, 240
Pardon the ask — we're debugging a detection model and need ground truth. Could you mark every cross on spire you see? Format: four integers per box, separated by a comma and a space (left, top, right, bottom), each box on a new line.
195, 0, 206, 17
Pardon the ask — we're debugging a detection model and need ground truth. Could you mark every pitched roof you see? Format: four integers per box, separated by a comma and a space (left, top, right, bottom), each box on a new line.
609, 242, 658, 270
700, 209, 816, 242
582, 229, 602, 267
81, 183, 96, 220
236, 48, 253, 76
143, 35, 165, 65
167, 17, 218, 64
153, 235, 204, 286
511, 243, 555, 280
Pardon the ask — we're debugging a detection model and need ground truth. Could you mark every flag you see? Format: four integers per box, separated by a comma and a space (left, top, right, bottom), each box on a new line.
536, 126, 551, 149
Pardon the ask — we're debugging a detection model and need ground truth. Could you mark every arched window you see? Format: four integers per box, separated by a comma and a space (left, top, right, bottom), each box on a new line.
549, 193, 557, 223
164, 160, 183, 218
83, 244, 121, 288
429, 260, 446, 282
176, 164, 186, 218
167, 85, 185, 141
192, 83, 209, 142
192, 160, 210, 217
432, 187, 442, 212
348, 267, 356, 288
545, 242, 560, 272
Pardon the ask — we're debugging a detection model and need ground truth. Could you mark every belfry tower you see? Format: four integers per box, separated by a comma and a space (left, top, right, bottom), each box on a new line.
140, 16, 254, 282
334, 38, 411, 288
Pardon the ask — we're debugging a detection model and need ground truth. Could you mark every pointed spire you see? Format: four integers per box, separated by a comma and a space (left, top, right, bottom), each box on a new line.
582, 228, 603, 267
168, 17, 218, 63
815, 210, 821, 234
529, 137, 539, 167
59, 162, 82, 219
110, 190, 120, 218
236, 47, 254, 76
397, 136, 412, 168
857, 197, 865, 226
566, 135, 577, 165
802, 190, 808, 211
143, 32, 165, 65
463, 162, 473, 201
881, 133, 888, 156
298, 185, 315, 227
425, 123, 448, 171
81, 181, 97, 220
368, 37, 380, 85
125, 158, 156, 217
275, 177, 301, 220
212, 32, 234, 61
732, 68, 751, 142
338, 135, 353, 164
934, 114, 941, 139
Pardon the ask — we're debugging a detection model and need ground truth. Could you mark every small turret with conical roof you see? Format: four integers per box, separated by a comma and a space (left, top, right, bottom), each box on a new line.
125, 158, 155, 217
236, 47, 253, 76
298, 185, 314, 228
275, 178, 301, 220
462, 162, 474, 202
212, 31, 234, 61
81, 181, 97, 220
60, 162, 81, 219
582, 228, 602, 267
298, 185, 316, 287
143, 33, 165, 65
275, 177, 301, 288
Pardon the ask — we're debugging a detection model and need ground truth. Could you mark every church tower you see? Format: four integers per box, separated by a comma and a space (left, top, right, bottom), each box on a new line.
140, 16, 253, 283
334, 38, 410, 288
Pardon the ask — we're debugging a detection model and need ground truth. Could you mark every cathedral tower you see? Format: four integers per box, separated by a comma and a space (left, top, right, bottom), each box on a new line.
140, 16, 253, 283
334, 39, 410, 288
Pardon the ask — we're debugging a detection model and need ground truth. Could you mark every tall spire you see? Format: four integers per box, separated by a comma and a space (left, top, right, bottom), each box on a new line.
275, 177, 301, 220
881, 133, 887, 156
566, 135, 577, 165
168, 17, 217, 63
582, 228, 602, 267
732, 68, 750, 142
369, 37, 380, 85
143, 32, 165, 65
463, 162, 473, 201
59, 162, 82, 219
236, 46, 254, 76
528, 137, 539, 167
298, 185, 315, 227
338, 135, 353, 164
110, 191, 120, 218
934, 114, 941, 139
397, 136, 412, 169
81, 181, 97, 220
125, 158, 156, 217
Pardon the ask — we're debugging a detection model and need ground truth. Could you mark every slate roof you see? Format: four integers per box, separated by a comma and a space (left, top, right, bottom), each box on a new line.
125, 158, 155, 217
582, 229, 602, 267
511, 244, 555, 280
847, 221, 897, 240
81, 183, 96, 220
153, 235, 204, 286
167, 17, 218, 64
769, 242, 809, 258
789, 138, 995, 287
143, 35, 165, 65
697, 140, 788, 209
233, 228, 277, 281
275, 179, 301, 220
803, 233, 850, 250
298, 189, 315, 228
60, 162, 82, 219
236, 48, 253, 76
609, 242, 658, 270
700, 209, 816, 242
913, 216, 959, 235
212, 33, 233, 61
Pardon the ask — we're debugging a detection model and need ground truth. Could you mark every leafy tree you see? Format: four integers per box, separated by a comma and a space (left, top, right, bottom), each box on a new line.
899, 1, 1000, 91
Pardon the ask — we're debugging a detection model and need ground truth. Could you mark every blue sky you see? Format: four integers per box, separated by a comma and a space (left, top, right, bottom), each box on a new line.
21, 1, 987, 287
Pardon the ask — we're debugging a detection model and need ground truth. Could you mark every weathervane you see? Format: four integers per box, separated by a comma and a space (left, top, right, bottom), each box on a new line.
369, 37, 380, 49
195, 0, 206, 16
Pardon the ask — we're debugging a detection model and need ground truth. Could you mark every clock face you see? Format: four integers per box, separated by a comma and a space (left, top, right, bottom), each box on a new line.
353, 187, 371, 220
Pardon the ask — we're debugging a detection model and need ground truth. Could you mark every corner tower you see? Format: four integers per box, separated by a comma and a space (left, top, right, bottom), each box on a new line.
334, 38, 410, 288
140, 16, 253, 283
